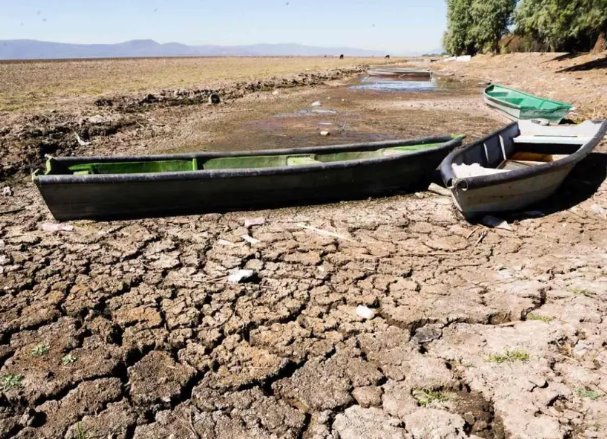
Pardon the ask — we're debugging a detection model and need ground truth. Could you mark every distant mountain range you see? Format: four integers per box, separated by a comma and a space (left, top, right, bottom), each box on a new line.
0, 39, 389, 60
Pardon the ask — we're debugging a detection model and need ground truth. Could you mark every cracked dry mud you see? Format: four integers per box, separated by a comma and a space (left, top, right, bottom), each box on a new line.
1, 58, 607, 439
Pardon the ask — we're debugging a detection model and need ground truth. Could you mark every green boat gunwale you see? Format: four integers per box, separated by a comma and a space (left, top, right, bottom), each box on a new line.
34, 136, 464, 184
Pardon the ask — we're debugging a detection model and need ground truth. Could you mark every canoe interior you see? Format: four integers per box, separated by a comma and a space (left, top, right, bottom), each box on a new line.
44, 142, 447, 176
452, 126, 583, 174
441, 120, 607, 187
485, 84, 572, 111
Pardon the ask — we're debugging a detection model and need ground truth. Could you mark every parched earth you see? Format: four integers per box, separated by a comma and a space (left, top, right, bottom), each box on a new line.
1, 55, 607, 439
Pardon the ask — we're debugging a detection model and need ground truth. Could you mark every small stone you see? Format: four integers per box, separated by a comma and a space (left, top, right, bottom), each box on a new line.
241, 234, 260, 245
320, 130, 330, 137
272, 90, 280, 95
463, 412, 476, 425
412, 324, 442, 344
311, 101, 322, 107
352, 386, 383, 408
356, 305, 376, 320
2, 186, 12, 197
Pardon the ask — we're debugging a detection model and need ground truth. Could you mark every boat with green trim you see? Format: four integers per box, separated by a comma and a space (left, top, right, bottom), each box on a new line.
34, 135, 463, 220
484, 84, 572, 124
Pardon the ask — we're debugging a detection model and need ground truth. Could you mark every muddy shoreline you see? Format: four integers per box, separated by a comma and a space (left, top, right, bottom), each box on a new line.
1, 54, 607, 439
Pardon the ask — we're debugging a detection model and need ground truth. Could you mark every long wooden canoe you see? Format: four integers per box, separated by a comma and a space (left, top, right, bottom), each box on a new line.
440, 120, 607, 218
34, 135, 463, 220
484, 84, 572, 124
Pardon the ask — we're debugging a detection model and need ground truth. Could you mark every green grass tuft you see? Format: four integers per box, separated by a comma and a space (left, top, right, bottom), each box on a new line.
1, 374, 24, 391
71, 423, 89, 439
571, 288, 596, 298
62, 354, 77, 365
577, 387, 601, 401
412, 388, 450, 406
526, 313, 554, 323
488, 349, 530, 364
31, 343, 50, 357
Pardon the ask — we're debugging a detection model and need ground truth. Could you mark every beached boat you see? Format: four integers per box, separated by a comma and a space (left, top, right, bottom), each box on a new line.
484, 84, 573, 124
34, 136, 463, 220
367, 67, 432, 80
440, 120, 607, 218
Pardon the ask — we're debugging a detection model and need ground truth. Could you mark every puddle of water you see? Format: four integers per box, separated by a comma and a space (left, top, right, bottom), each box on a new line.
351, 76, 438, 92
275, 108, 338, 117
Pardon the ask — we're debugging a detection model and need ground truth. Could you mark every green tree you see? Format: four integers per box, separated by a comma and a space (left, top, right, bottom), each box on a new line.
444, 0, 516, 55
515, 0, 607, 52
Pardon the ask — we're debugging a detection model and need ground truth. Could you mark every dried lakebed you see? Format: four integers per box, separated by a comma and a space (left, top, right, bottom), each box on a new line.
1, 65, 607, 438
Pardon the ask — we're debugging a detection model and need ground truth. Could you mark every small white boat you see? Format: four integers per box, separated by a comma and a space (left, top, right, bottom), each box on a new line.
440, 120, 607, 218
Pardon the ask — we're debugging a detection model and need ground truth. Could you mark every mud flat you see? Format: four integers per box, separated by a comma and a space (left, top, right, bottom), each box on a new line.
1, 56, 607, 438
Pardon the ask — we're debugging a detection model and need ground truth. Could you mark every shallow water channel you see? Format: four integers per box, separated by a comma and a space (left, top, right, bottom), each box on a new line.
177, 72, 502, 154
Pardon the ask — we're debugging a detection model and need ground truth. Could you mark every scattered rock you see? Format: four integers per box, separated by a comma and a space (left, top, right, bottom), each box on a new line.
241, 234, 260, 245
2, 186, 12, 197
320, 130, 331, 136
353, 386, 383, 408
209, 93, 221, 104
311, 101, 322, 107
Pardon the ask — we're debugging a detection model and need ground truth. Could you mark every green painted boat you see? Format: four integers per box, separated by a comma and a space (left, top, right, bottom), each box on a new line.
484, 84, 572, 124
34, 135, 463, 220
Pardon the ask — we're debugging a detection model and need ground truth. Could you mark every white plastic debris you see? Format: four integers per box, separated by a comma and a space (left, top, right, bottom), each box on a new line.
481, 215, 512, 231
452, 163, 509, 178
2, 186, 12, 197
228, 269, 255, 284
244, 217, 266, 227
74, 132, 91, 146
320, 130, 330, 136
41, 223, 74, 233
356, 305, 377, 320
311, 101, 322, 107
241, 234, 260, 245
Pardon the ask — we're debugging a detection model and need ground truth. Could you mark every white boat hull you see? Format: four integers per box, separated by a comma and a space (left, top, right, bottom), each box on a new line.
451, 163, 574, 217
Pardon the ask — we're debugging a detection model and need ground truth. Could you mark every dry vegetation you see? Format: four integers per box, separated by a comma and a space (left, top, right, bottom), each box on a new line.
0, 56, 395, 112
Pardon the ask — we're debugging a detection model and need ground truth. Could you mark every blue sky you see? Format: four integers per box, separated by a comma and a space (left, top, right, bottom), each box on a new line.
0, 0, 447, 53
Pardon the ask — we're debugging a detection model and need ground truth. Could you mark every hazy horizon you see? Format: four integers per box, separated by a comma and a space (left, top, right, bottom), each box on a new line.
1, 0, 447, 55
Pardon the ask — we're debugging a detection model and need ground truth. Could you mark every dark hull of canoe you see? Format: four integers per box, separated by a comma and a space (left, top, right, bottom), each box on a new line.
36, 137, 461, 220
